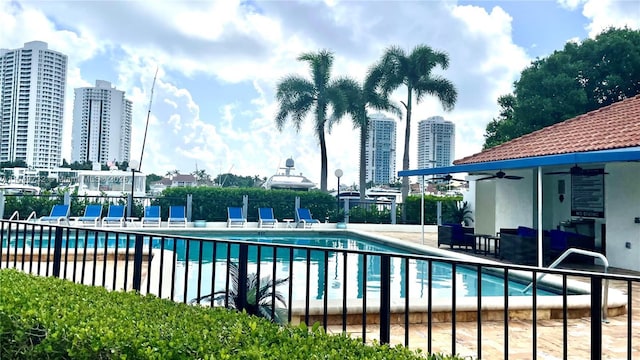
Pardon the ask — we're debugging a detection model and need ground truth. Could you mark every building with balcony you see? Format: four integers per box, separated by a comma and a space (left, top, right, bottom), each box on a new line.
0, 41, 68, 168
71, 80, 132, 166
365, 113, 396, 185
417, 116, 455, 170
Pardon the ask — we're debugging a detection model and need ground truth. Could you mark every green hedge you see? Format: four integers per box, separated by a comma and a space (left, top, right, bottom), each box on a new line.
158, 187, 337, 223
1, 188, 466, 225
0, 270, 467, 359
403, 195, 464, 225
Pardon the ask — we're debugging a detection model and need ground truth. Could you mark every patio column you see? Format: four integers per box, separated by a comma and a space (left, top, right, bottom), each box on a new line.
537, 166, 543, 267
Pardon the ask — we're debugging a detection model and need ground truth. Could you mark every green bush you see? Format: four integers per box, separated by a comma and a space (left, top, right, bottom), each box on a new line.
2, 188, 463, 225
403, 195, 462, 225
0, 270, 467, 359
159, 187, 336, 222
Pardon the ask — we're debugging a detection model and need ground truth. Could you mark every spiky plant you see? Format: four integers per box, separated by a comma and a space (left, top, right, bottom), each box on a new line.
191, 262, 289, 324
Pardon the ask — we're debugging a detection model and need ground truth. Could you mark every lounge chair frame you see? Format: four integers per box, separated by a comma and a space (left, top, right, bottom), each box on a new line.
258, 207, 278, 228
141, 205, 162, 227
168, 206, 187, 227
295, 208, 320, 229
39, 204, 70, 225
102, 205, 126, 227
227, 207, 247, 228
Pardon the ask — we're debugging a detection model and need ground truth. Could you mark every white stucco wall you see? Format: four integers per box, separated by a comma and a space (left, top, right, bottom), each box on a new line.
604, 162, 640, 272
474, 180, 496, 235
494, 169, 535, 232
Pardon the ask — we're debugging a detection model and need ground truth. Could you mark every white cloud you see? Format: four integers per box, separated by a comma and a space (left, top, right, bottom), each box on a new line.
1, 0, 637, 187
582, 0, 640, 37
557, 0, 587, 11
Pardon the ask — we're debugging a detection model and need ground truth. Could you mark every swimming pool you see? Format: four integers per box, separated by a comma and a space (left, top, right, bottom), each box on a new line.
138, 230, 565, 303
1, 229, 563, 304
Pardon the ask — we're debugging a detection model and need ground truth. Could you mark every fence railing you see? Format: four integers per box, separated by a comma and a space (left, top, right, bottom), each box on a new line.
1, 220, 637, 360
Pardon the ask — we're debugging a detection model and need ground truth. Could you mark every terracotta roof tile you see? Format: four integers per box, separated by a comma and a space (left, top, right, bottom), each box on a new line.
455, 95, 640, 165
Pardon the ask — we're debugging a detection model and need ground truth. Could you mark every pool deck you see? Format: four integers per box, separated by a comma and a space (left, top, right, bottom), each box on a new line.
357, 229, 640, 360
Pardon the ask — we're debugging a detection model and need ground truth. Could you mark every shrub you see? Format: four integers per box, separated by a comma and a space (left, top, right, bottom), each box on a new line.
0, 270, 468, 359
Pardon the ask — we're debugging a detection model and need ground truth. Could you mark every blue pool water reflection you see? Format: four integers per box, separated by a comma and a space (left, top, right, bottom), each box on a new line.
2, 231, 559, 303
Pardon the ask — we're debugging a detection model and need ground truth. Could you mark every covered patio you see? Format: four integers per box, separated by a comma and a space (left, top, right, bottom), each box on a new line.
400, 95, 640, 271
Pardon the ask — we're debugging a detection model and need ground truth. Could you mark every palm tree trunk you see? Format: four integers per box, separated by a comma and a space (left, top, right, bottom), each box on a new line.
401, 89, 412, 222
319, 129, 328, 192
359, 116, 367, 200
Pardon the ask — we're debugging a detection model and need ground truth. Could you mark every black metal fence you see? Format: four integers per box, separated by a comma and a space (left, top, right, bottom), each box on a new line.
0, 219, 637, 360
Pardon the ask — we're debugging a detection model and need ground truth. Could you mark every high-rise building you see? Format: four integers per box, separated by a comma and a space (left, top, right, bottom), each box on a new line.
417, 116, 455, 170
0, 41, 68, 168
364, 113, 396, 185
71, 80, 132, 166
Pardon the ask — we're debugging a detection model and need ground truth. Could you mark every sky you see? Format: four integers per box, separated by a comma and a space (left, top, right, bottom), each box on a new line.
1, 0, 639, 188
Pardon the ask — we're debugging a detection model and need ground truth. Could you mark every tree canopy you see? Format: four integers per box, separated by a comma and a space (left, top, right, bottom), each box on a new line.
371, 44, 457, 208
484, 27, 640, 149
274, 50, 351, 192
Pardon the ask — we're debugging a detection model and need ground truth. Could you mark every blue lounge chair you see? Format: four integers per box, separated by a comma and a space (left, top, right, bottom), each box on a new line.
141, 205, 162, 227
168, 206, 187, 227
295, 208, 320, 228
102, 205, 125, 227
39, 204, 70, 225
227, 207, 247, 228
258, 207, 278, 228
75, 204, 103, 227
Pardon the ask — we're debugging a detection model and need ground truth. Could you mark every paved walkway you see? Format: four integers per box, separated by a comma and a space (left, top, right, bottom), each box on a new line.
343, 230, 640, 360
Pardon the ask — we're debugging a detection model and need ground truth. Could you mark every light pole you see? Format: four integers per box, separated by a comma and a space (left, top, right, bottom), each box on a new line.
128, 160, 139, 221
334, 169, 343, 222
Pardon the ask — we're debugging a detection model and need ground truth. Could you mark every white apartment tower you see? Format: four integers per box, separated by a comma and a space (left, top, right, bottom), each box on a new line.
417, 116, 455, 169
364, 113, 396, 185
71, 80, 132, 166
0, 41, 68, 168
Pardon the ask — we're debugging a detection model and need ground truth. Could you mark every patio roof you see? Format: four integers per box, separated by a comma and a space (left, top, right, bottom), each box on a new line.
399, 94, 640, 177
399, 146, 640, 177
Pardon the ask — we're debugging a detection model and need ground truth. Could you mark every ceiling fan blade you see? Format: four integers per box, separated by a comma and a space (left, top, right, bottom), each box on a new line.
544, 171, 569, 175
504, 175, 524, 180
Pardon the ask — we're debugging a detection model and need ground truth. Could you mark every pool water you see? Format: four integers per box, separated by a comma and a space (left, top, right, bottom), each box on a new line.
2, 231, 559, 303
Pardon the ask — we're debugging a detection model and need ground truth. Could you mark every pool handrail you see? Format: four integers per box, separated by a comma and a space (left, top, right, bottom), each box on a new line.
522, 248, 609, 320
8, 210, 37, 222
8, 210, 19, 221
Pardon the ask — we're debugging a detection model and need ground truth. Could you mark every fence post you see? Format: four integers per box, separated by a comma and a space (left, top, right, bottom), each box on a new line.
343, 198, 349, 223
132, 234, 144, 292
52, 227, 63, 277
242, 195, 248, 222
437, 201, 442, 225
590, 276, 603, 360
0, 193, 4, 219
237, 244, 249, 312
127, 193, 133, 218
380, 255, 391, 344
391, 199, 396, 225
186, 194, 193, 222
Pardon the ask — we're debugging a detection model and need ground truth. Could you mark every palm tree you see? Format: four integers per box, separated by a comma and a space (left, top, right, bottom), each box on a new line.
332, 66, 401, 200
190, 263, 289, 324
373, 45, 457, 216
275, 50, 350, 192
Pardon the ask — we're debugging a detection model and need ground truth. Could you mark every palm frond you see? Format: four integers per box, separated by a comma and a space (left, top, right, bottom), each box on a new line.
414, 76, 458, 110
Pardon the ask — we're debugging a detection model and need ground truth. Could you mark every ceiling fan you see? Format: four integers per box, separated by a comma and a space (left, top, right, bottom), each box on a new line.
545, 165, 608, 176
431, 174, 467, 182
476, 170, 523, 181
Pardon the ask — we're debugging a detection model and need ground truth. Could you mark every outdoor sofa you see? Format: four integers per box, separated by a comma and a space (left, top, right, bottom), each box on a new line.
437, 224, 476, 251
